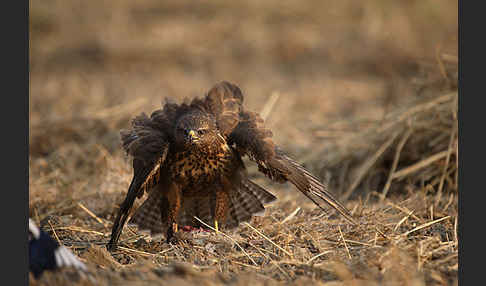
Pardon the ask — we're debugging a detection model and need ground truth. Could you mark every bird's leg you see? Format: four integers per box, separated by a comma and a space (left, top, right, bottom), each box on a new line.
166, 183, 181, 243
214, 187, 229, 234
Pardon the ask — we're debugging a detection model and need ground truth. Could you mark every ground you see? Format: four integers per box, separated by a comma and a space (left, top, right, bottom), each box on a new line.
29, 1, 458, 285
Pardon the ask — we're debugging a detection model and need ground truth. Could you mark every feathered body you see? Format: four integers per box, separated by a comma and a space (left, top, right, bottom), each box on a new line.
108, 81, 355, 249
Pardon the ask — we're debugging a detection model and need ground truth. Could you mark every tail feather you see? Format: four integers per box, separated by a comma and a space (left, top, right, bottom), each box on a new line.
178, 193, 215, 227
225, 179, 276, 228
242, 179, 276, 205
127, 178, 276, 236
129, 192, 167, 235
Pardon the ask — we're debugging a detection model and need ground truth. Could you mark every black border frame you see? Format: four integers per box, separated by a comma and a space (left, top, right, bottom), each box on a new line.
22, 1, 463, 285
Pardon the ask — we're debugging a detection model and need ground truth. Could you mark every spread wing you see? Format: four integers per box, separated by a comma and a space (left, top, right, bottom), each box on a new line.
195, 81, 244, 137
229, 109, 357, 225
108, 113, 170, 250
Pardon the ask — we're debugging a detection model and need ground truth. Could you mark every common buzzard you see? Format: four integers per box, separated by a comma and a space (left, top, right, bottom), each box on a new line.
108, 81, 356, 250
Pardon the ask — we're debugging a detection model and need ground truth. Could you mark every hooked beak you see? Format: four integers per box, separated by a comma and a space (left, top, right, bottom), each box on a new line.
187, 130, 199, 143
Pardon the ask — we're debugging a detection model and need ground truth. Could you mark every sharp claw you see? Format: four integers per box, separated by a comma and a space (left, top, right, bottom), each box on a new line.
166, 223, 179, 244
214, 220, 219, 234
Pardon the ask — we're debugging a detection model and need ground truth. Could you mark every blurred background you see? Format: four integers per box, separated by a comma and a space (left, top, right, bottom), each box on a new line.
29, 0, 458, 208
30, 1, 457, 134
30, 0, 457, 200
30, 0, 458, 210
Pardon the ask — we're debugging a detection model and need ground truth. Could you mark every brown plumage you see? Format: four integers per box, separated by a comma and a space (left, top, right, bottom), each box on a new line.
107, 81, 356, 250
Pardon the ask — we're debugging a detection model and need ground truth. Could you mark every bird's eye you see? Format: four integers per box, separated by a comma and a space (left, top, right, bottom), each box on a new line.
197, 129, 206, 135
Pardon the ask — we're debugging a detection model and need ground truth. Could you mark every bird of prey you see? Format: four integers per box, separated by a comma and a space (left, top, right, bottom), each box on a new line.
108, 81, 356, 250
29, 218, 87, 278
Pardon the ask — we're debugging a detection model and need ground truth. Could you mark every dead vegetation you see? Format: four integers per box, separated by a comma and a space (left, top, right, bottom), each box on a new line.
29, 189, 458, 286
318, 91, 458, 203
29, 90, 459, 285
29, 1, 458, 285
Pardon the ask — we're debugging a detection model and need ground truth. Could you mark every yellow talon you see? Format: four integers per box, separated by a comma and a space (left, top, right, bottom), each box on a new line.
173, 223, 178, 233
214, 220, 219, 234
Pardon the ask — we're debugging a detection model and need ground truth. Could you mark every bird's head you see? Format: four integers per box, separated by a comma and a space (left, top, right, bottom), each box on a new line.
174, 111, 220, 150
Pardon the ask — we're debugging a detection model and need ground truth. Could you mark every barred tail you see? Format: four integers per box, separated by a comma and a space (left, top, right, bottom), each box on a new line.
129, 192, 168, 235
225, 179, 276, 228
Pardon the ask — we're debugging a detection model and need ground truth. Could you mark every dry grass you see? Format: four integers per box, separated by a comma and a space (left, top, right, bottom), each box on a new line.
316, 91, 458, 203
30, 1, 457, 285
29, 191, 458, 286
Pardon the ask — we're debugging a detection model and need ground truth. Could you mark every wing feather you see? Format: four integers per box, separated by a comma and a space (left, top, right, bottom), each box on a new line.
108, 113, 170, 250
230, 110, 357, 225
200, 81, 243, 137
268, 148, 357, 224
